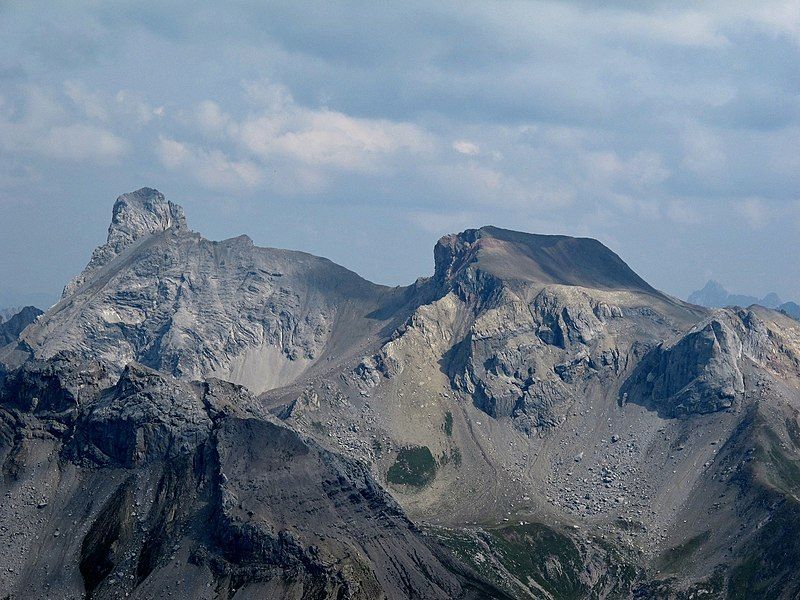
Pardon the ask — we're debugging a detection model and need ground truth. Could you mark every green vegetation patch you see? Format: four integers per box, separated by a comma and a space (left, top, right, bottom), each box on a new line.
727, 491, 800, 598
488, 523, 588, 600
761, 426, 800, 494
428, 528, 515, 595
443, 411, 453, 436
658, 530, 710, 573
387, 445, 437, 488
431, 523, 640, 599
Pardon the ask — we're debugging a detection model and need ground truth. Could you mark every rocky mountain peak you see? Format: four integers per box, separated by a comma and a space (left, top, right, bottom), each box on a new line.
107, 187, 187, 251
434, 226, 655, 293
433, 228, 482, 282
687, 279, 791, 311
27, 188, 402, 394
61, 188, 187, 298
695, 279, 726, 296
6, 187, 800, 598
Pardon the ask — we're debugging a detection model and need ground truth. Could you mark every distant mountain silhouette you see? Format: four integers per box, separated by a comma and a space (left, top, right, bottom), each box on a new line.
688, 280, 799, 319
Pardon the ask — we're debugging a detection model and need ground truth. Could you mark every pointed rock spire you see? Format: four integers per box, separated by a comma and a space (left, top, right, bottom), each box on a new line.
62, 188, 187, 298
106, 187, 186, 253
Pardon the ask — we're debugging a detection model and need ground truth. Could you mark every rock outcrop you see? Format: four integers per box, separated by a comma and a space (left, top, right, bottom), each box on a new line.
361, 226, 700, 433
621, 308, 800, 417
16, 190, 408, 394
621, 314, 744, 417
0, 354, 505, 599
62, 188, 186, 298
0, 305, 43, 346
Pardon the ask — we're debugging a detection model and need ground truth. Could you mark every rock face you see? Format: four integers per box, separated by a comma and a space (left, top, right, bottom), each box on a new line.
0, 354, 504, 599
622, 307, 800, 418
278, 227, 800, 597
362, 226, 700, 433
621, 315, 745, 417
73, 363, 214, 467
0, 305, 43, 346
17, 189, 407, 394
62, 188, 186, 298
4, 189, 800, 598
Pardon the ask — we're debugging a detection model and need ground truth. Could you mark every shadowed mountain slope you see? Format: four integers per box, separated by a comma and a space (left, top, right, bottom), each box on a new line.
0, 305, 42, 346
0, 355, 507, 599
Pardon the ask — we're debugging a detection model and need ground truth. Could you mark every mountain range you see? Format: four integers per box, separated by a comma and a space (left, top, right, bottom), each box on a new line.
2, 188, 800, 599
688, 280, 800, 319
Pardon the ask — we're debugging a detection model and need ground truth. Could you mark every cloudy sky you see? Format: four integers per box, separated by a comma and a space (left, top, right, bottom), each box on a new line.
1, 1, 799, 308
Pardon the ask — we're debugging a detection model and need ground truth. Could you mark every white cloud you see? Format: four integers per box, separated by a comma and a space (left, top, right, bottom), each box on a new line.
155, 135, 262, 190
407, 209, 483, 235
453, 140, 480, 155
616, 9, 729, 49
241, 80, 294, 112
114, 90, 161, 125
0, 86, 129, 164
235, 104, 433, 172
236, 79, 436, 172
64, 80, 108, 121
39, 123, 128, 162
719, 1, 800, 45
65, 81, 162, 126
1, 0, 799, 301
427, 161, 574, 210
195, 100, 232, 137
681, 124, 727, 176
155, 135, 190, 169
169, 82, 436, 191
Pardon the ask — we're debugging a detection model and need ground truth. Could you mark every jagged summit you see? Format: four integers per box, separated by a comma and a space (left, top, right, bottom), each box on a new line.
434, 225, 656, 293
106, 187, 186, 250
687, 279, 793, 312
692, 279, 728, 298
62, 188, 187, 298
28, 190, 690, 397
24, 188, 405, 394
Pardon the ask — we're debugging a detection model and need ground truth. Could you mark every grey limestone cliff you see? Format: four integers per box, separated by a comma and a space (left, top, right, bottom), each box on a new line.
17, 189, 407, 395
62, 188, 186, 298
